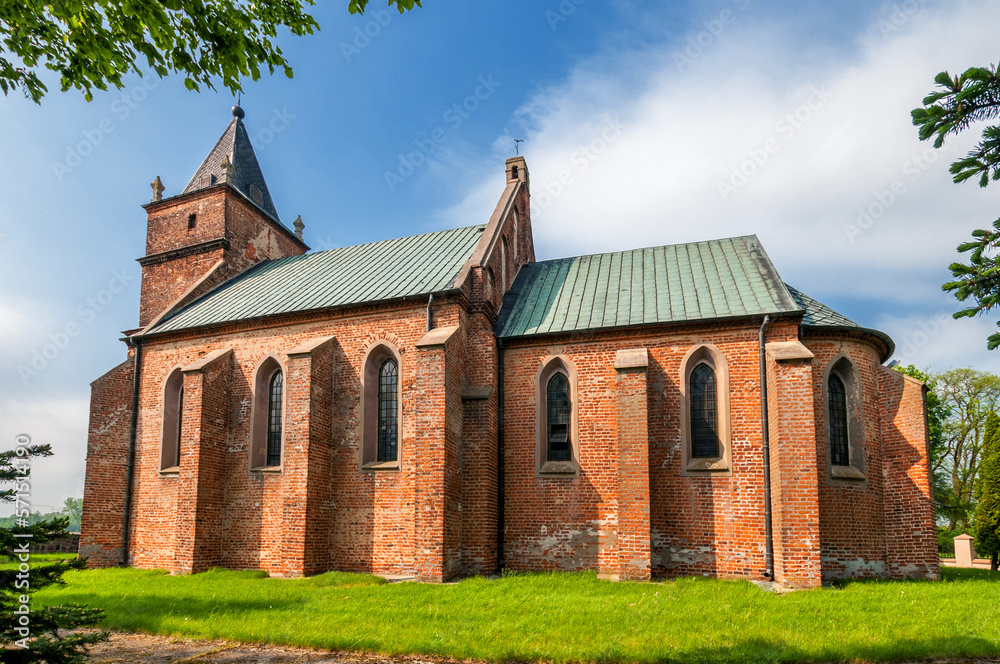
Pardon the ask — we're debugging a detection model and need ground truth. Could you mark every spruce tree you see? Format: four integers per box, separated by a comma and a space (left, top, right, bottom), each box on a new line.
975, 412, 1000, 570
1, 442, 107, 663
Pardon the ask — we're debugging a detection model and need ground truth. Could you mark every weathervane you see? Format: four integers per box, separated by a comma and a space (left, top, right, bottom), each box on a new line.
514, 138, 525, 156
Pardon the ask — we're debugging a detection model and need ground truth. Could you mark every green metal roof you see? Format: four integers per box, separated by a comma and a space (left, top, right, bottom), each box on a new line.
148, 224, 486, 334
496, 235, 802, 338
785, 284, 895, 359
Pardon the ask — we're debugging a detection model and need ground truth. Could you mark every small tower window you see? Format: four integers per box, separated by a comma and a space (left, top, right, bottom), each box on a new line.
250, 185, 263, 205
187, 214, 197, 230
511, 165, 519, 179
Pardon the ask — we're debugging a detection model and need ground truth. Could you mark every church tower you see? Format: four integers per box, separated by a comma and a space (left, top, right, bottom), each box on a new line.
136, 106, 308, 329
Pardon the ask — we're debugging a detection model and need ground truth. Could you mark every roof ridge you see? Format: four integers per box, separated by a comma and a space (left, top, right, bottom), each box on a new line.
303, 224, 487, 258
524, 234, 762, 267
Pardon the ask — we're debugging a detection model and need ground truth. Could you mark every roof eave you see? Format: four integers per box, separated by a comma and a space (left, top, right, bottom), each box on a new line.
497, 309, 804, 342
143, 287, 464, 339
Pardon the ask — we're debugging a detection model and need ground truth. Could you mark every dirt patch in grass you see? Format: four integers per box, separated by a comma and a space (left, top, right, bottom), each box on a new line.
88, 632, 486, 664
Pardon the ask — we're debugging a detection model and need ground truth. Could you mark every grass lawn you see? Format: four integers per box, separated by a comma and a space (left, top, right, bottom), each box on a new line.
26, 563, 1000, 664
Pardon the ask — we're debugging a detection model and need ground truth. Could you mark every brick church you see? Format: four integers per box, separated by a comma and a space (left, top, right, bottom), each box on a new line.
80, 107, 940, 587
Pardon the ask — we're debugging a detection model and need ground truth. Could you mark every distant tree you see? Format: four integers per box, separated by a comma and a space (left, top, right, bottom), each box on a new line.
912, 65, 1000, 350
930, 368, 1000, 531
974, 412, 1000, 570
895, 365, 952, 518
60, 498, 82, 533
1, 443, 106, 662
1, 0, 421, 104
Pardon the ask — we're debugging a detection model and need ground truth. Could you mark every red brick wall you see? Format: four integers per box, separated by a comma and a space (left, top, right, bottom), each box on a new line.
501, 322, 774, 579
805, 338, 889, 581
80, 357, 135, 567
111, 297, 493, 578
880, 368, 940, 580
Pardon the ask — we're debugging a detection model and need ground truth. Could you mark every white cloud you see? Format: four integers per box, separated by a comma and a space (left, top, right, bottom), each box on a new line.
0, 398, 89, 517
444, 0, 1000, 369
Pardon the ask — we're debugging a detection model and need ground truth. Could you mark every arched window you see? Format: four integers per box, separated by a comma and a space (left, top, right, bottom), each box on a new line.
511, 208, 519, 259
251, 356, 284, 470
361, 343, 403, 468
546, 372, 571, 461
690, 363, 719, 459
535, 356, 579, 475
266, 370, 284, 467
681, 344, 731, 473
824, 355, 866, 480
160, 368, 184, 472
828, 373, 849, 466
501, 237, 508, 291
377, 359, 399, 462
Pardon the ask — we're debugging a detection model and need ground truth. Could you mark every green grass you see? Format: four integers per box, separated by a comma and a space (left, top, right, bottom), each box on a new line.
0, 552, 78, 569
32, 565, 1000, 663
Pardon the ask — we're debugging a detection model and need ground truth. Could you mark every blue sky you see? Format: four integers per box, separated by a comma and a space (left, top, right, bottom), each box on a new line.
1, 0, 999, 511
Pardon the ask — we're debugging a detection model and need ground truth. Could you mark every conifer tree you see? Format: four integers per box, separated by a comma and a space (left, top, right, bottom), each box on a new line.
1, 442, 107, 663
974, 412, 1000, 570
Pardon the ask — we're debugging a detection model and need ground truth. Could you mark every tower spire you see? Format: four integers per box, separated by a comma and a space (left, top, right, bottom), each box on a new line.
181, 106, 280, 220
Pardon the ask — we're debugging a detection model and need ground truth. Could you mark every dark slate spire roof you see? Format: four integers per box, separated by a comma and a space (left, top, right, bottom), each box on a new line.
183, 110, 281, 221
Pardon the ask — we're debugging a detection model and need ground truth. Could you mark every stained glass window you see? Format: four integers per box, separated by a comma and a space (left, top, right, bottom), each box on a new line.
267, 370, 283, 466
547, 372, 571, 461
828, 374, 849, 466
378, 359, 399, 462
691, 364, 719, 458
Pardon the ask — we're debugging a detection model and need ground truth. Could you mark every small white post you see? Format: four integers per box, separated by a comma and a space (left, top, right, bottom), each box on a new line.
954, 534, 977, 568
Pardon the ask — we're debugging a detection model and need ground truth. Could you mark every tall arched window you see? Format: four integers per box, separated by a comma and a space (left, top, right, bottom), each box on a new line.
546, 372, 571, 462
266, 370, 284, 467
251, 356, 284, 470
160, 367, 184, 472
828, 373, 849, 466
511, 208, 519, 259
690, 363, 719, 459
378, 359, 399, 462
501, 237, 508, 291
362, 342, 403, 468
681, 344, 731, 473
536, 355, 579, 475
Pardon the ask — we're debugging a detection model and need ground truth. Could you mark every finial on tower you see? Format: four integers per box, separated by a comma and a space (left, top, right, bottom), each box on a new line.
232, 105, 245, 120
151, 176, 165, 202
293, 215, 305, 241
